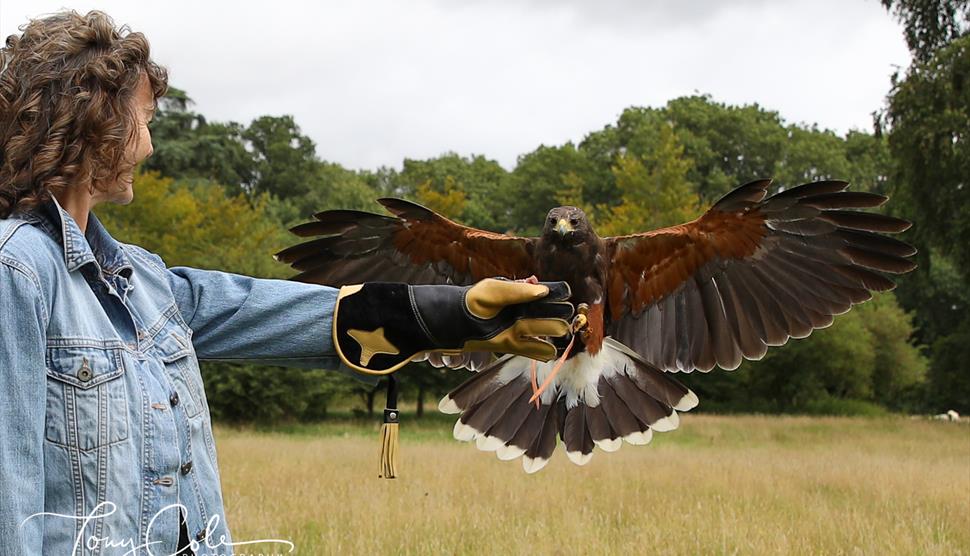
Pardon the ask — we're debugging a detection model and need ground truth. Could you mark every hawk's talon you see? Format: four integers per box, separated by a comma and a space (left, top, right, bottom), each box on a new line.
572, 313, 588, 333
572, 303, 590, 340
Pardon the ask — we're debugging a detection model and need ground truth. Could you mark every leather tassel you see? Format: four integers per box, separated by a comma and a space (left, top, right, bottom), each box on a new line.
379, 375, 399, 479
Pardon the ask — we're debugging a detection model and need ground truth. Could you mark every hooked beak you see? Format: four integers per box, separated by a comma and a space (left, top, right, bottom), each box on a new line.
555, 218, 574, 235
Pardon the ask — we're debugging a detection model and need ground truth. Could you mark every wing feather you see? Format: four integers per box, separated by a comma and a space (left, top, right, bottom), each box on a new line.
276, 198, 538, 287
606, 179, 916, 372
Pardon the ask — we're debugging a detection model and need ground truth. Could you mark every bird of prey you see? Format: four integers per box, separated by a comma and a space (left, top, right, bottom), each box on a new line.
275, 179, 915, 472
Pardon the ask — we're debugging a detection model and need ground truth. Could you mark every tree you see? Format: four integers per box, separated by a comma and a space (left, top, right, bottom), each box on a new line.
619, 97, 788, 201
860, 294, 928, 409
507, 143, 600, 234
144, 89, 255, 193
926, 325, 970, 413
881, 1, 970, 412
414, 176, 467, 219
388, 153, 511, 231
598, 123, 702, 236
882, 0, 968, 63
243, 115, 319, 200
95, 172, 287, 278
885, 35, 970, 274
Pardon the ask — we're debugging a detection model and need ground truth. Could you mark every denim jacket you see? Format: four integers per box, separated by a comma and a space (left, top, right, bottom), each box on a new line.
0, 198, 342, 555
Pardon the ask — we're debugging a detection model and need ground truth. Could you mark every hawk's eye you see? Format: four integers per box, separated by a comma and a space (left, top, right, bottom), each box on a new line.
548, 216, 556, 224
569, 218, 578, 226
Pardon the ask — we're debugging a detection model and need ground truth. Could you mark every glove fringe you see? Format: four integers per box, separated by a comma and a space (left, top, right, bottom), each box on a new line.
378, 374, 399, 479
378, 422, 399, 479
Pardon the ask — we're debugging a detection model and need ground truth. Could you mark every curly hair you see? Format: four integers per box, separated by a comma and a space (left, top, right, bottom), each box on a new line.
0, 10, 168, 218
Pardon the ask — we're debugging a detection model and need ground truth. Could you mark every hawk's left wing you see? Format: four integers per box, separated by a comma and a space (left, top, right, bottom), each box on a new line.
605, 179, 916, 373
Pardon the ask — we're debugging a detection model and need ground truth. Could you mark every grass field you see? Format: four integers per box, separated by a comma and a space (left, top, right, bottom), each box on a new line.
211, 414, 969, 555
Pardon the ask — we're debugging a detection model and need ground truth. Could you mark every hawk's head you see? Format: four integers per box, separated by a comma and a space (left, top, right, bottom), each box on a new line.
542, 206, 592, 247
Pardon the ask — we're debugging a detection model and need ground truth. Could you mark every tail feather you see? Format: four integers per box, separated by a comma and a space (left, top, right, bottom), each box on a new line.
463, 377, 529, 439
607, 338, 698, 411
508, 401, 552, 458
606, 369, 671, 433
439, 337, 700, 472
523, 402, 560, 474
482, 388, 535, 450
585, 403, 620, 452
597, 377, 643, 439
438, 355, 514, 414
563, 404, 594, 465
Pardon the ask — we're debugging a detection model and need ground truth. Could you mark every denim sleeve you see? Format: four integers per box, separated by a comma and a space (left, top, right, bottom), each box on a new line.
0, 262, 48, 553
164, 266, 345, 369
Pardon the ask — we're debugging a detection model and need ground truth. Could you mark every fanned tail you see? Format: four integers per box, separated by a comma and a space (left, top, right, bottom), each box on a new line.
438, 338, 699, 472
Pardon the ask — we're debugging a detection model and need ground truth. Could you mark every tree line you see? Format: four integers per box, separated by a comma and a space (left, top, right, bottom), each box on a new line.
95, 0, 969, 421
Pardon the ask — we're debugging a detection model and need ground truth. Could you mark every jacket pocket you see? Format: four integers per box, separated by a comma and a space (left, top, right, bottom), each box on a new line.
45, 345, 129, 451
154, 322, 205, 418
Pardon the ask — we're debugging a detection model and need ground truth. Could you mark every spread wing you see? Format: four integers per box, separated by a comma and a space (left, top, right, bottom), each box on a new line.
606, 179, 917, 373
274, 198, 538, 286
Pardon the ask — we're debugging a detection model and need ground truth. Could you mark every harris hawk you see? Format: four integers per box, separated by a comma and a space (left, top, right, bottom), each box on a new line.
275, 179, 916, 472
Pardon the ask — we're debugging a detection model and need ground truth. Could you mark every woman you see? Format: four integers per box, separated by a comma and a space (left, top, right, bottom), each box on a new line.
0, 11, 572, 555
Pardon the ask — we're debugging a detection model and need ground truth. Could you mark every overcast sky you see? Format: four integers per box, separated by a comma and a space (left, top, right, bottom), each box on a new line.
0, 0, 910, 171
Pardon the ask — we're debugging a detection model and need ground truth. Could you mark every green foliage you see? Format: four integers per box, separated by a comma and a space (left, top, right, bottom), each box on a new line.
202, 364, 357, 423
269, 161, 380, 228
926, 321, 970, 413
580, 96, 895, 204
95, 172, 289, 278
414, 176, 467, 219
599, 123, 701, 235
757, 310, 878, 407
391, 153, 511, 231
244, 115, 319, 200
506, 143, 601, 235
894, 249, 968, 347
886, 34, 970, 276
880, 2, 970, 415
144, 93, 255, 192
863, 293, 928, 408
882, 0, 968, 63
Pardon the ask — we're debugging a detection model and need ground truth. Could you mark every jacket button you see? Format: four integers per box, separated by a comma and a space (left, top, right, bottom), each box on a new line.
195, 529, 206, 541
77, 358, 93, 382
170, 391, 180, 407
180, 461, 193, 475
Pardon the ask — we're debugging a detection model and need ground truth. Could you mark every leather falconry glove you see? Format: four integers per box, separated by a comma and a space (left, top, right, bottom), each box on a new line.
333, 278, 574, 375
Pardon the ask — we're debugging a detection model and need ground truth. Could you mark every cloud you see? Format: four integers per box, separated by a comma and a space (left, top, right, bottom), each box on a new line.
0, 1, 909, 171
450, 0, 772, 32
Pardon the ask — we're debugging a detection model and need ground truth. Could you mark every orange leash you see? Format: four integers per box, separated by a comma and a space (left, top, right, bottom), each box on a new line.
529, 361, 540, 409
528, 335, 575, 406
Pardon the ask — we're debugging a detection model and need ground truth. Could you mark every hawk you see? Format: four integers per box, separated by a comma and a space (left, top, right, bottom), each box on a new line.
275, 179, 915, 472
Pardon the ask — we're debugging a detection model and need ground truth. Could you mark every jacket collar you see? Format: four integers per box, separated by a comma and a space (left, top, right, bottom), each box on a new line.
22, 196, 133, 278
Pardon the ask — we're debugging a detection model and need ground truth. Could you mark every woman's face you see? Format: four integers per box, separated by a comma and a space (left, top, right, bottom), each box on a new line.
95, 73, 154, 206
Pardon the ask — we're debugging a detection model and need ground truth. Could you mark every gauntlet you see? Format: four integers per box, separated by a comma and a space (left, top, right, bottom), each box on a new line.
333, 278, 574, 374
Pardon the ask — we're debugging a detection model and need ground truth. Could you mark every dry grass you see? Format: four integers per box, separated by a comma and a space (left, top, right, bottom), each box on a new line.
212, 415, 969, 555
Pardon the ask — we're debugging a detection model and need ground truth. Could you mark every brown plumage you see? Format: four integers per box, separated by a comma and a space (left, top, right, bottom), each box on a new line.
276, 178, 916, 472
